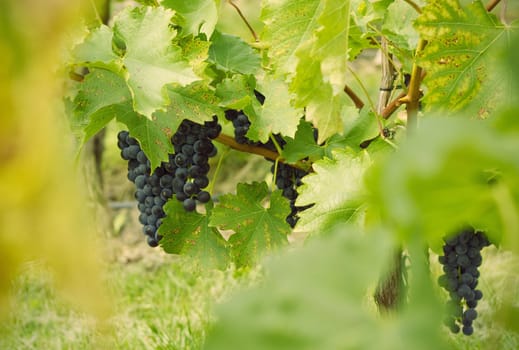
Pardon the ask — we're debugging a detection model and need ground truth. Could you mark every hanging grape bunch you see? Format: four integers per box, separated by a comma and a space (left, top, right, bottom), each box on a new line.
170, 117, 221, 211
117, 117, 221, 247
438, 227, 491, 335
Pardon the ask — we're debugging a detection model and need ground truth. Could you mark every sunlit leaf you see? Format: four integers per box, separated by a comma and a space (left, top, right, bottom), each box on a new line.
313, 0, 351, 94
261, 0, 322, 75
72, 25, 120, 70
215, 75, 254, 110
114, 6, 199, 116
246, 77, 302, 142
296, 149, 369, 233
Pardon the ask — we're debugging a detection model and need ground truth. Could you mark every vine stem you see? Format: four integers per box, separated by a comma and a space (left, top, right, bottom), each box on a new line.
271, 158, 280, 193
399, 39, 427, 130
88, 0, 103, 24
215, 133, 279, 161
227, 0, 259, 42
214, 133, 309, 171
377, 37, 396, 117
214, 134, 312, 172
486, 0, 502, 11
382, 91, 406, 119
343, 84, 365, 109
347, 65, 385, 134
403, 0, 422, 14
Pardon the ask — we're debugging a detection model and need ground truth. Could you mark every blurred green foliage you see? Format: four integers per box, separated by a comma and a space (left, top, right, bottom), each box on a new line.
0, 0, 108, 320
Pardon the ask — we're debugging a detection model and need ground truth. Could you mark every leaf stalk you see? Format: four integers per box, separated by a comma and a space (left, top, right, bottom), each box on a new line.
227, 0, 259, 42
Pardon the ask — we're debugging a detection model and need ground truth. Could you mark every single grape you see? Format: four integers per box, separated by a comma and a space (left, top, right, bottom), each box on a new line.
147, 235, 159, 248
462, 325, 474, 336
183, 182, 199, 196
197, 191, 210, 203
194, 176, 209, 189
464, 308, 478, 321
183, 198, 196, 212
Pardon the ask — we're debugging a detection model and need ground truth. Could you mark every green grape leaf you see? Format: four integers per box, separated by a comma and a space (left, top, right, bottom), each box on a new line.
115, 104, 174, 170
367, 117, 519, 253
210, 182, 291, 267
246, 78, 302, 142
346, 1, 389, 60
313, 0, 351, 94
296, 150, 370, 233
71, 69, 131, 142
204, 227, 450, 350
347, 17, 370, 60
208, 31, 261, 75
161, 0, 218, 37
72, 25, 121, 70
159, 201, 230, 270
350, 0, 395, 29
260, 0, 322, 75
215, 75, 254, 110
414, 0, 508, 114
282, 119, 323, 163
153, 81, 223, 134
70, 68, 173, 168
290, 49, 348, 143
305, 87, 349, 144
325, 107, 378, 153
382, 0, 421, 52
114, 6, 199, 117
180, 35, 211, 77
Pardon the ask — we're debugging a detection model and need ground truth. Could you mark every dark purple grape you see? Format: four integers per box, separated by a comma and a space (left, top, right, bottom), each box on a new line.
197, 191, 210, 203
183, 198, 196, 212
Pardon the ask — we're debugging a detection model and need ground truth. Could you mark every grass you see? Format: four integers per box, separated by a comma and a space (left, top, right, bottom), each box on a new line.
1, 239, 518, 350
0, 248, 244, 350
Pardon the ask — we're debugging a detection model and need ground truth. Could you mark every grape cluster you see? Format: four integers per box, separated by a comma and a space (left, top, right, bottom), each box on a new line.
271, 162, 312, 227
438, 227, 491, 335
170, 117, 221, 211
225, 109, 254, 145
117, 117, 221, 247
117, 130, 164, 247
224, 90, 265, 146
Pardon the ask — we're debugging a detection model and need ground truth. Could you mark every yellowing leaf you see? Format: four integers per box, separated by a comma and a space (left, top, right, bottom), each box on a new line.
415, 0, 509, 114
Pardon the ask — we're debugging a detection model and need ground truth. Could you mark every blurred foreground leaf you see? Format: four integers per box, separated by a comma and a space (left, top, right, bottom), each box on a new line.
367, 117, 519, 253
204, 227, 449, 350
0, 0, 108, 319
